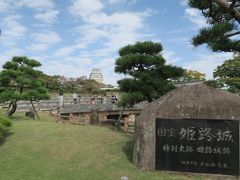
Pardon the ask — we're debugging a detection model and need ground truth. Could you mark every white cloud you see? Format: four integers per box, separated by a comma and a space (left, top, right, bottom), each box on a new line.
162, 49, 181, 64
54, 44, 86, 57
4, 48, 25, 57
64, 57, 93, 65
1, 15, 27, 45
2, 0, 59, 25
73, 12, 144, 51
27, 44, 50, 51
184, 8, 207, 28
68, 0, 104, 17
183, 53, 233, 79
94, 58, 115, 68
108, 0, 136, 5
76, 24, 108, 44
108, 0, 122, 4
31, 31, 61, 44
55, 47, 76, 57
16, 0, 55, 10
103, 70, 124, 85
168, 37, 192, 46
30, 55, 48, 64
74, 10, 151, 55
181, 0, 207, 28
27, 31, 61, 51
86, 12, 144, 30
69, 0, 153, 53
35, 10, 59, 23
0, 0, 11, 12
40, 60, 91, 78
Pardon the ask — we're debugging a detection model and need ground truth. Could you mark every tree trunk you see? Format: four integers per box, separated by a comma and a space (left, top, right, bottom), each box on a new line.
90, 108, 99, 125
117, 105, 126, 128
30, 100, 40, 119
211, 0, 240, 23
6, 100, 17, 117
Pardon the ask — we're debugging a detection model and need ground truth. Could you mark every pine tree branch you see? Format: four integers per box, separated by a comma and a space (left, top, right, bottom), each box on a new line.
229, 0, 237, 11
208, 0, 222, 23
211, 0, 240, 23
224, 30, 240, 37
208, 0, 218, 22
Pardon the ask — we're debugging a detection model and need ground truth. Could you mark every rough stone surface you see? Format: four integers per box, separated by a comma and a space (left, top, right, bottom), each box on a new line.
133, 83, 240, 170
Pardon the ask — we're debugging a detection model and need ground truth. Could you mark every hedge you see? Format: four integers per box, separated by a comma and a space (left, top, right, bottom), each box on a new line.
0, 112, 11, 142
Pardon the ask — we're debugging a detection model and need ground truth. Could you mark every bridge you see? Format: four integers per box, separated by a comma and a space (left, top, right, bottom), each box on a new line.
55, 103, 142, 130
15, 99, 146, 130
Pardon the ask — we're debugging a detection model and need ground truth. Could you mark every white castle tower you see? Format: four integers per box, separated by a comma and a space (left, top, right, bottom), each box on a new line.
89, 68, 103, 84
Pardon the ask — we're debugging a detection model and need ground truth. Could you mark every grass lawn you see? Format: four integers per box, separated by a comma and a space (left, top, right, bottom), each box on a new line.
0, 111, 199, 180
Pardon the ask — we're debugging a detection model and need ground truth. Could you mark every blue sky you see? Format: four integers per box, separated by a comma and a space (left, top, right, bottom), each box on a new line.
0, 0, 233, 85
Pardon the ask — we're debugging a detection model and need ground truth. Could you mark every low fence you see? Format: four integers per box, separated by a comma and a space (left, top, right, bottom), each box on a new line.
16, 97, 118, 112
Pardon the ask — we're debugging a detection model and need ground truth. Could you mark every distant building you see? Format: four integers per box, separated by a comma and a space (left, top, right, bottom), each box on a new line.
89, 68, 103, 84
79, 76, 87, 80
68, 77, 75, 81
100, 84, 119, 90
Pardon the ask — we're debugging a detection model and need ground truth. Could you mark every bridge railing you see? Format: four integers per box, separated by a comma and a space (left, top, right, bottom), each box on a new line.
16, 97, 119, 111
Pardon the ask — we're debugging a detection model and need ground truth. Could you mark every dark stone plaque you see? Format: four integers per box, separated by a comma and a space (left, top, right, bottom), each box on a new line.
155, 118, 240, 176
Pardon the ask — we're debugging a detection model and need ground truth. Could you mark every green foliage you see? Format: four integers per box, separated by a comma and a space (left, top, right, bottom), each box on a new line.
180, 69, 206, 81
204, 79, 223, 88
63, 79, 78, 93
0, 115, 11, 127
0, 56, 50, 116
39, 74, 60, 92
62, 79, 101, 94
119, 41, 163, 56
192, 22, 240, 52
79, 79, 101, 94
0, 112, 11, 141
0, 124, 5, 141
189, 0, 240, 53
118, 92, 145, 107
213, 56, 240, 93
0, 56, 50, 102
40, 75, 102, 95
115, 41, 184, 106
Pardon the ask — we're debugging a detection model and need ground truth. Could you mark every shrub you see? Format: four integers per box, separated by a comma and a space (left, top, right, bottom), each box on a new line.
0, 124, 5, 142
0, 112, 11, 142
0, 115, 11, 127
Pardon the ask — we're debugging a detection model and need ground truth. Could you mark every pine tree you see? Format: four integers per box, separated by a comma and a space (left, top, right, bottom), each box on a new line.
188, 0, 240, 52
0, 56, 50, 116
115, 41, 184, 107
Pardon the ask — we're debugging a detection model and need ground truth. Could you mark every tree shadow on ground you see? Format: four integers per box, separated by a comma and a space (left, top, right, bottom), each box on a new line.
122, 139, 134, 163
9, 115, 28, 121
0, 131, 14, 146
92, 123, 135, 163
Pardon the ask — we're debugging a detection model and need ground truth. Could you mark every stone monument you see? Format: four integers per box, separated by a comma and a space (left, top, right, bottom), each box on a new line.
133, 83, 240, 175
